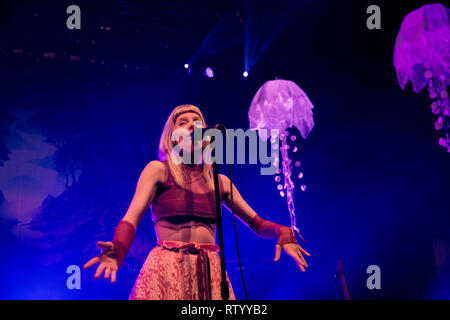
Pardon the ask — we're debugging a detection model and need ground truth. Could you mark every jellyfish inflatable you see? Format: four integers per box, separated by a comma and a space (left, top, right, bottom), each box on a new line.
393, 3, 450, 152
248, 79, 314, 236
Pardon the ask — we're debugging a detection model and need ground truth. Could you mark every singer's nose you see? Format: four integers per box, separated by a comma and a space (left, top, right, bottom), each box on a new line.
187, 121, 194, 133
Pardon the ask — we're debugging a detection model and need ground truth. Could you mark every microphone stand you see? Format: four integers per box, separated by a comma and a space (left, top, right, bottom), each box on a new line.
213, 160, 229, 300
210, 127, 229, 300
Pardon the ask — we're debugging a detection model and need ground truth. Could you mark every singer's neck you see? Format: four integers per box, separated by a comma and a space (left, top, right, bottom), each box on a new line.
180, 150, 203, 167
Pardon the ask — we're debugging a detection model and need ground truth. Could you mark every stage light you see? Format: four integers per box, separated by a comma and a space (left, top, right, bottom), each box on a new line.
184, 63, 189, 69
205, 67, 214, 78
243, 71, 248, 77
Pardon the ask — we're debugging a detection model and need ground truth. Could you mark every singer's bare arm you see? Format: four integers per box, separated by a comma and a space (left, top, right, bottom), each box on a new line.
83, 160, 166, 282
121, 160, 167, 230
218, 174, 310, 271
218, 174, 258, 226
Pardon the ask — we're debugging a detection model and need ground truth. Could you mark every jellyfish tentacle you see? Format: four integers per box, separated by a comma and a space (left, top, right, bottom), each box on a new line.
280, 131, 300, 234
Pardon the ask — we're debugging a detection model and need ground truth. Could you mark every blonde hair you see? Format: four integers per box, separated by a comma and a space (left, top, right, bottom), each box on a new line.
158, 104, 214, 190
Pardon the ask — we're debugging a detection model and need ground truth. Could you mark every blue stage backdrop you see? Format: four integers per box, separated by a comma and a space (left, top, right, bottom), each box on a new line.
0, 0, 449, 299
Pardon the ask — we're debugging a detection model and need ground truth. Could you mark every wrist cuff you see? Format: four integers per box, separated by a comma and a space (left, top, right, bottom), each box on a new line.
112, 220, 136, 267
277, 227, 297, 245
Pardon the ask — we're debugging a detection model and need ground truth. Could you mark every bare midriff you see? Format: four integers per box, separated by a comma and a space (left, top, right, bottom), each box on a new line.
155, 216, 217, 244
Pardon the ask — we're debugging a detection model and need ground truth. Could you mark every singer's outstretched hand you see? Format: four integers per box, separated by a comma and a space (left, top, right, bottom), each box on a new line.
83, 241, 119, 283
274, 242, 310, 272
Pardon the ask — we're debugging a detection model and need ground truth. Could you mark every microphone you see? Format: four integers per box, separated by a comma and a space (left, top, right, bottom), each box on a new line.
190, 124, 226, 142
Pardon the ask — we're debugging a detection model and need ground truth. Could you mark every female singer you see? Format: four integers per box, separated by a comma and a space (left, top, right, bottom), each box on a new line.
83, 104, 310, 300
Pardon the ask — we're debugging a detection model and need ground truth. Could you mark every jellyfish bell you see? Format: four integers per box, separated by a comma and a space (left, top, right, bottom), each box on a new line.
248, 79, 315, 234
393, 3, 450, 150
393, 3, 450, 93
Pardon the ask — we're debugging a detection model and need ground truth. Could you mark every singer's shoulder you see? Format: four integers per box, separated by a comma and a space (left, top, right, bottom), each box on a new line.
141, 160, 167, 183
144, 160, 166, 169
218, 173, 229, 183
218, 174, 232, 193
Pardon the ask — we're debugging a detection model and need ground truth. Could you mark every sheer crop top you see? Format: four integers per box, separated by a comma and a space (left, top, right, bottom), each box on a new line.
150, 163, 222, 223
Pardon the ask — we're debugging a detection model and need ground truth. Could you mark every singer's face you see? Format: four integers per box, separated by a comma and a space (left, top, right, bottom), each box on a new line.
173, 112, 204, 152
174, 112, 203, 134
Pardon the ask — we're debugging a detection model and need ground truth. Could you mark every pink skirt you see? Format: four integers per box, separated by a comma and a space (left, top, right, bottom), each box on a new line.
128, 240, 236, 300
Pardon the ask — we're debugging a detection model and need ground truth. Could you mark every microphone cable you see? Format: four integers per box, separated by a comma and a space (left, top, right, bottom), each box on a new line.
229, 161, 249, 300
215, 124, 249, 300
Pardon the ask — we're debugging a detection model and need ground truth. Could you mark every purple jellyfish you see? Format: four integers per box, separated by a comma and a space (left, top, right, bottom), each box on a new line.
248, 79, 314, 236
393, 3, 450, 152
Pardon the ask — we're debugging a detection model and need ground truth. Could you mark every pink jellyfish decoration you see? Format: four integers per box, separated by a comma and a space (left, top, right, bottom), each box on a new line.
393, 3, 450, 152
248, 79, 314, 236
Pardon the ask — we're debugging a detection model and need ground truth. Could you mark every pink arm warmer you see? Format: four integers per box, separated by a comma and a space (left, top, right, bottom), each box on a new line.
249, 215, 297, 245
112, 220, 136, 267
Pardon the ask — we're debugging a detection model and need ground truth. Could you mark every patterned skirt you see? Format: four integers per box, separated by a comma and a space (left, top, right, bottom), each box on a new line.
128, 240, 236, 300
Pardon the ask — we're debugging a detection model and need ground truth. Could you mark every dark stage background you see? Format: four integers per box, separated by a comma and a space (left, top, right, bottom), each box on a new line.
0, 0, 449, 300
